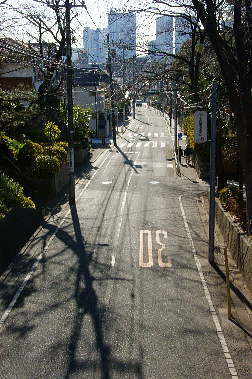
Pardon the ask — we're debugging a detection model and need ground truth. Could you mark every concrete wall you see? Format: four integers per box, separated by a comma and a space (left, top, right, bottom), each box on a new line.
216, 199, 252, 292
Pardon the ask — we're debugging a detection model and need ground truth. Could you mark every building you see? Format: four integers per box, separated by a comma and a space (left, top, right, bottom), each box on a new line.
147, 15, 191, 60
108, 10, 136, 59
73, 69, 110, 137
155, 15, 173, 55
83, 27, 107, 65
174, 17, 191, 52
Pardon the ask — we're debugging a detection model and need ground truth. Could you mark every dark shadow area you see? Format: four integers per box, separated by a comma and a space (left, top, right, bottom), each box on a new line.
230, 316, 252, 338
0, 208, 43, 274
126, 128, 148, 140
62, 205, 143, 378
134, 118, 150, 126
181, 172, 199, 184
116, 146, 139, 174
65, 204, 111, 379
211, 261, 252, 312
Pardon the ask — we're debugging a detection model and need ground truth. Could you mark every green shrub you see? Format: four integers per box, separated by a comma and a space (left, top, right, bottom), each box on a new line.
44, 121, 61, 143
18, 140, 43, 164
0, 133, 24, 159
0, 173, 35, 218
73, 106, 92, 142
43, 142, 68, 162
32, 154, 61, 177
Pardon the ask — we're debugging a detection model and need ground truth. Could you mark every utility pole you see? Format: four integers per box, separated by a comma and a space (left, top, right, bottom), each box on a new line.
65, 0, 75, 205
208, 82, 218, 263
47, 0, 86, 206
132, 55, 136, 119
107, 34, 116, 146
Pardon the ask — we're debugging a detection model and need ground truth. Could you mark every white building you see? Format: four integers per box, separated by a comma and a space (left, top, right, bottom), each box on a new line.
83, 27, 107, 65
108, 10, 136, 59
147, 15, 191, 59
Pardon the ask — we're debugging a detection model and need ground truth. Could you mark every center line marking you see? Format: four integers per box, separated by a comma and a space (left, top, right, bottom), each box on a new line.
111, 255, 116, 267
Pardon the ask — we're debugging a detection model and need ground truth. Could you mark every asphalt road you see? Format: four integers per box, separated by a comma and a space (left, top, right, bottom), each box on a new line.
0, 106, 251, 378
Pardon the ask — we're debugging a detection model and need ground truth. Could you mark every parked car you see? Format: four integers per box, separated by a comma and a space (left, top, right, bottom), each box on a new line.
136, 100, 142, 107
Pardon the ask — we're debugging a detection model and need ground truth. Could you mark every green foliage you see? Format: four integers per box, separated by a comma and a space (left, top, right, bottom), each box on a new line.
218, 186, 246, 225
0, 172, 35, 218
0, 88, 39, 138
32, 154, 61, 177
182, 114, 195, 149
18, 140, 43, 164
0, 133, 25, 159
73, 106, 92, 141
44, 121, 61, 142
43, 142, 68, 162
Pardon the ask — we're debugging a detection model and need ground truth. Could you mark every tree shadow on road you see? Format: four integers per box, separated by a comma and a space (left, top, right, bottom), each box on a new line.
65, 204, 110, 379
116, 146, 139, 173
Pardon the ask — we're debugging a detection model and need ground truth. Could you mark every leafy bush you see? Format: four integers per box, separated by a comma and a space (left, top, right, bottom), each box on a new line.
44, 121, 61, 143
18, 140, 43, 164
182, 114, 195, 149
73, 106, 92, 142
32, 154, 61, 177
0, 172, 35, 218
0, 133, 25, 159
218, 186, 246, 225
43, 142, 68, 162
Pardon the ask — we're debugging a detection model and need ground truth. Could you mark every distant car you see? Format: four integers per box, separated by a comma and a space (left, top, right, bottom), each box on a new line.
136, 100, 142, 107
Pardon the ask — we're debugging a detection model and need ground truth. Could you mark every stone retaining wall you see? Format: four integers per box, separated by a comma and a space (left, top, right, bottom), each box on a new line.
216, 199, 252, 292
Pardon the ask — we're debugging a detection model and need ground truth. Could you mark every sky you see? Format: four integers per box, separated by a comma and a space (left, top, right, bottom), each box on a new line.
2, 0, 159, 49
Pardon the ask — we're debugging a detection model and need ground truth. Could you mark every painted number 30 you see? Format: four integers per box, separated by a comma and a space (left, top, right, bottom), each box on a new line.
139, 230, 172, 268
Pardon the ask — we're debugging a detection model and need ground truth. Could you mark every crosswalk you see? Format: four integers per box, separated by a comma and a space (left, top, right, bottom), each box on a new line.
127, 132, 167, 138
118, 141, 168, 149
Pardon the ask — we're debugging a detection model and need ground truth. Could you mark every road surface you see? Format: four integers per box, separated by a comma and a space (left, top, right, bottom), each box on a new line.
0, 106, 251, 378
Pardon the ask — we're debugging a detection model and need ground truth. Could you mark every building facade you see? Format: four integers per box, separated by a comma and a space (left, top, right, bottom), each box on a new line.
155, 15, 173, 55
108, 10, 136, 59
83, 27, 107, 65
147, 15, 191, 59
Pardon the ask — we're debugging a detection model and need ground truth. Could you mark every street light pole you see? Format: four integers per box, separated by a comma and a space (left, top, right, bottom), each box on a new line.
65, 0, 75, 205
208, 82, 218, 263
107, 34, 117, 146
47, 0, 87, 206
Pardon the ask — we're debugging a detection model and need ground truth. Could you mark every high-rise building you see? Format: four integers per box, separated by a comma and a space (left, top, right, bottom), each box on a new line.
174, 17, 191, 51
108, 10, 136, 59
147, 15, 191, 59
83, 27, 107, 65
155, 16, 173, 55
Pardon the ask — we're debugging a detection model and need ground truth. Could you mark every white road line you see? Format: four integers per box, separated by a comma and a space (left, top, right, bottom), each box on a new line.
111, 151, 141, 268
148, 132, 151, 138
161, 132, 165, 138
111, 255, 115, 267
145, 141, 150, 147
154, 132, 158, 138
153, 141, 157, 148
167, 163, 173, 168
0, 150, 113, 328
136, 142, 142, 148
179, 195, 238, 379
161, 142, 166, 148
128, 143, 133, 148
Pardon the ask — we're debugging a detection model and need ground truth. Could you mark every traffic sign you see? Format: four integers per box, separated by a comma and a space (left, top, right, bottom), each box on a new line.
194, 111, 207, 143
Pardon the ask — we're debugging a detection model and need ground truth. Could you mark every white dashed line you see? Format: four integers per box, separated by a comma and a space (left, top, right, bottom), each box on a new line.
179, 195, 238, 379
